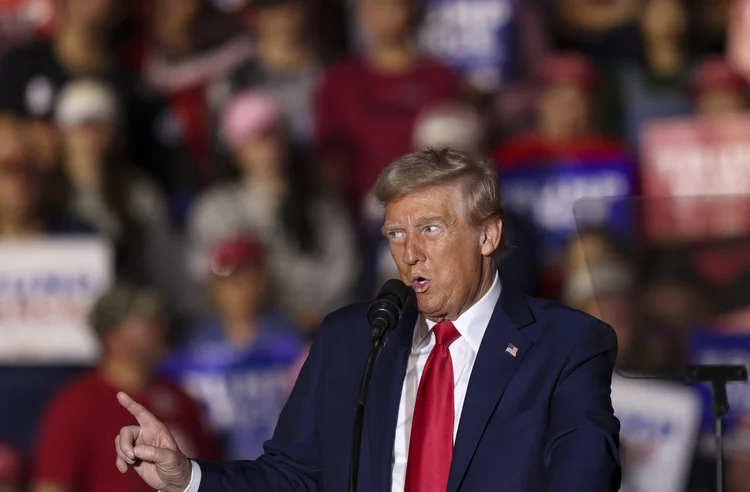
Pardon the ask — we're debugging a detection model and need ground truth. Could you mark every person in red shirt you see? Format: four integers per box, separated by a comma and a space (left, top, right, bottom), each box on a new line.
314, 0, 461, 216
32, 283, 217, 492
493, 51, 626, 170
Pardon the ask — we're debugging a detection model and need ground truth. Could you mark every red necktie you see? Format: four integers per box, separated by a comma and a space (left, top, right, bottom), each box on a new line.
404, 321, 461, 492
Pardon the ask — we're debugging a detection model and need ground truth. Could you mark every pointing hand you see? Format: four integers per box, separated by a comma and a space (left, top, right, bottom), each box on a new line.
114, 392, 192, 492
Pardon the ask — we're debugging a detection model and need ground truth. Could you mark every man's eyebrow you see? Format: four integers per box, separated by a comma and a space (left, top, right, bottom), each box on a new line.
413, 216, 445, 227
381, 216, 446, 235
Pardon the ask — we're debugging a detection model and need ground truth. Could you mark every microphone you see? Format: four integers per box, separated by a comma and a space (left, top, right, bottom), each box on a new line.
367, 279, 409, 341
349, 279, 408, 492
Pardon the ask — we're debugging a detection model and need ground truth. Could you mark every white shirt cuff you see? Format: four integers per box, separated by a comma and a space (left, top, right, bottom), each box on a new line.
182, 460, 202, 492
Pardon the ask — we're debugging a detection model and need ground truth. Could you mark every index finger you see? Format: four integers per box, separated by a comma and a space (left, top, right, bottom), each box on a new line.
117, 392, 160, 427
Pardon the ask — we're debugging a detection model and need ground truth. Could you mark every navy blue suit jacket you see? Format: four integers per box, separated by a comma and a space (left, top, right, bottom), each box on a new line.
197, 281, 621, 491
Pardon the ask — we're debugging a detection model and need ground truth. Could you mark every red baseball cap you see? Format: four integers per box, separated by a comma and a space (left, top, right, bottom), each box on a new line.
537, 51, 598, 91
690, 58, 747, 97
220, 90, 283, 148
210, 236, 266, 277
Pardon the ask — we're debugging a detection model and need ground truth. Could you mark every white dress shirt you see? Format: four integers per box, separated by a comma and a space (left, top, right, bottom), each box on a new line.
390, 273, 500, 491
183, 273, 501, 492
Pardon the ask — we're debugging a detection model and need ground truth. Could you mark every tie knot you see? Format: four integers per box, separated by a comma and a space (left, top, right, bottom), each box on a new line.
433, 321, 460, 347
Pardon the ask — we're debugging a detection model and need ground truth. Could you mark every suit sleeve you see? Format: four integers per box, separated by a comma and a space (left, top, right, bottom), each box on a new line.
544, 320, 621, 492
195, 318, 327, 491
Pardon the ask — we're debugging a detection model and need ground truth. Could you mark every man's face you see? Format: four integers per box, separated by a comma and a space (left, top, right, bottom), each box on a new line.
64, 120, 115, 160
0, 163, 39, 219
110, 315, 166, 368
640, 0, 686, 41
382, 183, 501, 321
211, 266, 267, 319
153, 0, 201, 47
537, 83, 591, 139
358, 0, 413, 47
256, 2, 305, 40
235, 127, 286, 177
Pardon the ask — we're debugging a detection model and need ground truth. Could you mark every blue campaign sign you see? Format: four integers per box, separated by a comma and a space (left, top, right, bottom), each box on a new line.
689, 331, 750, 433
417, 0, 516, 91
160, 316, 305, 460
499, 156, 637, 264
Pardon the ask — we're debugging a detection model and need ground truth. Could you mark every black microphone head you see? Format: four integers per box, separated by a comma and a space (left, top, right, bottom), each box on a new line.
378, 278, 408, 306
368, 279, 408, 340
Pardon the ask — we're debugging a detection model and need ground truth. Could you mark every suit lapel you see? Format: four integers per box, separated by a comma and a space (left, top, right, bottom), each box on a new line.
366, 295, 418, 492
447, 282, 536, 492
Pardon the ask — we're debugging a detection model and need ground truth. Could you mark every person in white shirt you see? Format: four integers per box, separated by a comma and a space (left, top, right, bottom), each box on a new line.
114, 148, 620, 492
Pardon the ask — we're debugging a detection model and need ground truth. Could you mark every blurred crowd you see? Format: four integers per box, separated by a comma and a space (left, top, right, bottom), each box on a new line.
0, 0, 749, 491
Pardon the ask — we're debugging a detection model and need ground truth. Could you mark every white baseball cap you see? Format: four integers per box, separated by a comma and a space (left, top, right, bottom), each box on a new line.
55, 79, 118, 127
412, 101, 483, 153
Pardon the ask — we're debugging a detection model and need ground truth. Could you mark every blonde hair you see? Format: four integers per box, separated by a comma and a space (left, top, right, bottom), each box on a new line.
374, 148, 506, 253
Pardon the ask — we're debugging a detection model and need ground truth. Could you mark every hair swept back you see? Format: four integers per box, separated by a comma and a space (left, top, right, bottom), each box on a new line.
374, 147, 507, 254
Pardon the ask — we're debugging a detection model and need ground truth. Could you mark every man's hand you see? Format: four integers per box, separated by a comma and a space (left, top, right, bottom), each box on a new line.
114, 392, 192, 492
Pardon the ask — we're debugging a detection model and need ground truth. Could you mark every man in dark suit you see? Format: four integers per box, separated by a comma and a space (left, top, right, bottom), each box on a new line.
115, 148, 621, 491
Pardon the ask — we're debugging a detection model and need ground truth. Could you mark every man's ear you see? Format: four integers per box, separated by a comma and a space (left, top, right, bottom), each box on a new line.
480, 218, 503, 257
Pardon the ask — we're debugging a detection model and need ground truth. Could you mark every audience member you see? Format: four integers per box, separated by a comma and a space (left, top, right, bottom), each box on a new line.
599, 0, 694, 147
552, 0, 641, 65
217, 0, 321, 146
32, 283, 217, 492
561, 231, 681, 374
46, 79, 187, 315
0, 0, 193, 200
189, 91, 359, 330
690, 57, 748, 117
561, 226, 630, 283
0, 121, 91, 238
494, 52, 625, 170
142, 0, 253, 186
562, 261, 641, 367
161, 236, 305, 459
639, 248, 718, 332
314, 0, 460, 215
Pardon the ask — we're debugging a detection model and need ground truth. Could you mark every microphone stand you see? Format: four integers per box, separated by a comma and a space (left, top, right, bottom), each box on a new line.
348, 332, 386, 492
347, 279, 407, 492
684, 365, 748, 492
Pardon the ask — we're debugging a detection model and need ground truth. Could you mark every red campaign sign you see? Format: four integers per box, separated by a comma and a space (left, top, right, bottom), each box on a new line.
640, 115, 750, 242
728, 0, 750, 82
0, 0, 56, 53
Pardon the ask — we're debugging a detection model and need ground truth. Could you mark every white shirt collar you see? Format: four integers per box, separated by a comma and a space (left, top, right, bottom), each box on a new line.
413, 272, 502, 353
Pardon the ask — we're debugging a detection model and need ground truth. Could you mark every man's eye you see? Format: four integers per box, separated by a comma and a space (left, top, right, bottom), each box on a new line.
388, 231, 405, 239
424, 226, 440, 233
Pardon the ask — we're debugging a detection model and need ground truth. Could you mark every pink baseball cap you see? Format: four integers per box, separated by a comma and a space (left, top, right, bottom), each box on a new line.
220, 90, 283, 148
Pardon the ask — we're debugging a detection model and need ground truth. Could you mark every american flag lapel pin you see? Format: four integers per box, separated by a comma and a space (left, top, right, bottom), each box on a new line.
505, 343, 518, 357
